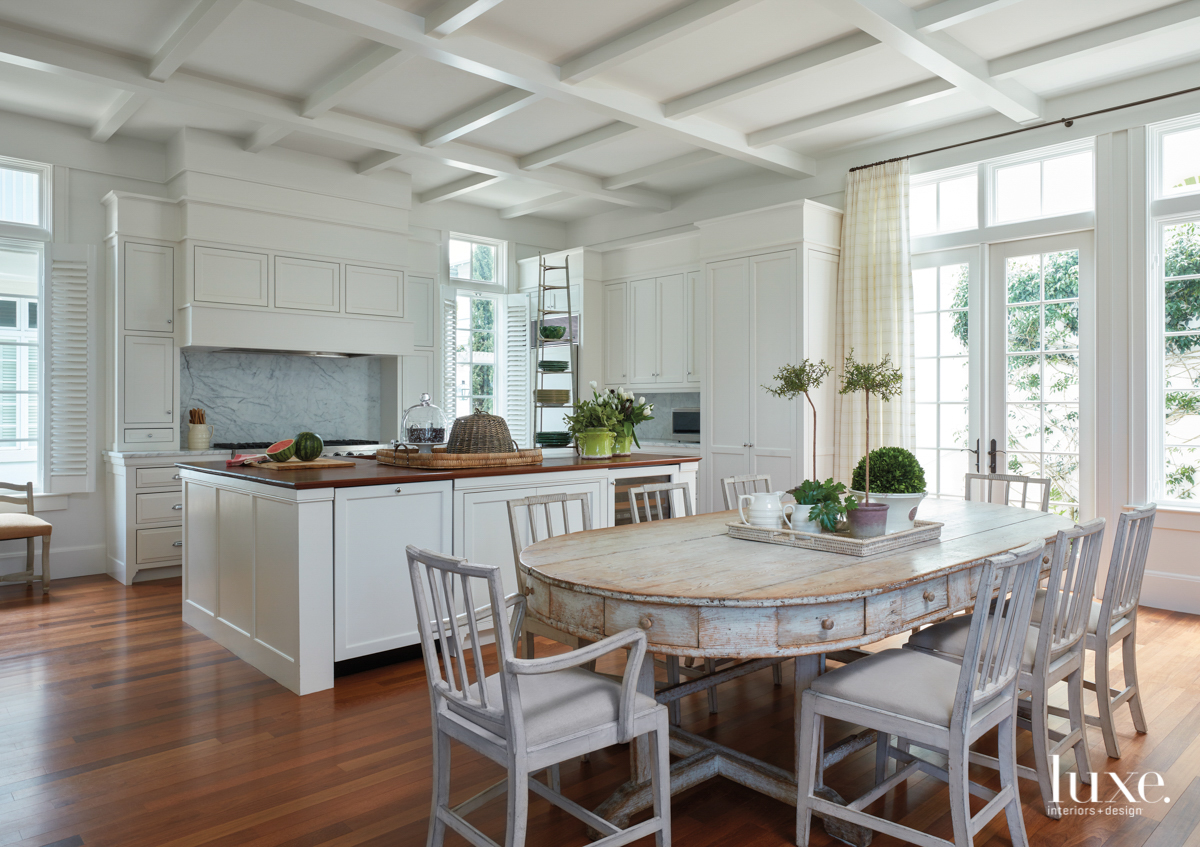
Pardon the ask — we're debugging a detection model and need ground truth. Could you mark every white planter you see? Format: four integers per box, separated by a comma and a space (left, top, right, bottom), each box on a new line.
850, 490, 926, 535
790, 514, 824, 534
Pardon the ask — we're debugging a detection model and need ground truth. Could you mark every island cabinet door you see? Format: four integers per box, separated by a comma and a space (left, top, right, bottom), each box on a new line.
334, 480, 453, 661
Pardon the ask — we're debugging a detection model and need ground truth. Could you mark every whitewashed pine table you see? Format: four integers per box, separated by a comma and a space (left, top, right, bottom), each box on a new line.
519, 498, 1073, 843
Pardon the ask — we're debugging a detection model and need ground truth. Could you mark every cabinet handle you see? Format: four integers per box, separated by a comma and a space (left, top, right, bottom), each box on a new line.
172, 540, 183, 547
167, 410, 172, 416
922, 589, 936, 602
821, 618, 835, 631
173, 474, 182, 480
395, 486, 403, 493
172, 504, 183, 510
638, 615, 654, 631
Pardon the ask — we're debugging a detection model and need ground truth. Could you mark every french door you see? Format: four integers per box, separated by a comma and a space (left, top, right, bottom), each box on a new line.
913, 232, 1093, 518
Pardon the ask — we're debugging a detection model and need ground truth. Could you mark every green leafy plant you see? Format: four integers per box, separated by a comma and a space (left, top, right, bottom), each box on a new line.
763, 359, 832, 481
563, 384, 619, 437
602, 386, 654, 447
839, 349, 904, 502
790, 478, 858, 532
851, 447, 925, 494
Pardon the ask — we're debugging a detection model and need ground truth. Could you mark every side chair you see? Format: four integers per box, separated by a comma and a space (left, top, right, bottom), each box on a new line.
0, 482, 52, 592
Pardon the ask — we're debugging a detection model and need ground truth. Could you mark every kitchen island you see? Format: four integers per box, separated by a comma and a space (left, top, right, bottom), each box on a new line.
176, 452, 700, 694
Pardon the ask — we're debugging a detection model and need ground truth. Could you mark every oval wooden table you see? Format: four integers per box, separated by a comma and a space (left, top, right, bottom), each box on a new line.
519, 498, 1074, 843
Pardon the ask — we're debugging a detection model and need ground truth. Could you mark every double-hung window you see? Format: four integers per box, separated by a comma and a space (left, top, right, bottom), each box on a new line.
444, 235, 506, 419
0, 240, 40, 485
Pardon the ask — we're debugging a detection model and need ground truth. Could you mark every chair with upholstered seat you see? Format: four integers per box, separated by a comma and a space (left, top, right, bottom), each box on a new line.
965, 472, 1051, 512
408, 544, 671, 847
796, 540, 1044, 847
0, 482, 51, 592
720, 473, 773, 510
906, 519, 1106, 817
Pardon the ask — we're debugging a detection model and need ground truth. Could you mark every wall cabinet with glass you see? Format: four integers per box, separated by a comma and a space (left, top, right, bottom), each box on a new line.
603, 270, 699, 391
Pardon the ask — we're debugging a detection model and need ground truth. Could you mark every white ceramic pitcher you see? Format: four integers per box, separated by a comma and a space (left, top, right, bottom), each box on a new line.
738, 491, 795, 530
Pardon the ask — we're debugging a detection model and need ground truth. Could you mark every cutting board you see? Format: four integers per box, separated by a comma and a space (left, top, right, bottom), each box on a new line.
255, 457, 357, 471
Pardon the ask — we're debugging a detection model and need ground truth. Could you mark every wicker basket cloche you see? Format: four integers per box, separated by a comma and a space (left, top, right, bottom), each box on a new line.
446, 408, 517, 454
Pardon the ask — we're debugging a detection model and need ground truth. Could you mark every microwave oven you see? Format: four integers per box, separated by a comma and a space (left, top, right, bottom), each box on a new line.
671, 407, 700, 443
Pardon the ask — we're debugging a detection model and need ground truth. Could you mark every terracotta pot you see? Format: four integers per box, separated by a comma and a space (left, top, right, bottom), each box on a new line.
846, 502, 889, 538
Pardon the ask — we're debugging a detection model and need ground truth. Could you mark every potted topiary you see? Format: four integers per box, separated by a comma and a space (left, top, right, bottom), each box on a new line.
789, 478, 858, 534
763, 359, 832, 481
850, 447, 926, 534
839, 349, 904, 538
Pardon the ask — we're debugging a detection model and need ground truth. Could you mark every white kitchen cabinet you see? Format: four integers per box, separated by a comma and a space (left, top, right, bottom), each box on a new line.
194, 246, 269, 307
687, 270, 702, 386
603, 282, 628, 386
405, 274, 434, 345
334, 481, 452, 661
658, 273, 686, 384
346, 264, 403, 318
275, 255, 340, 313
124, 242, 174, 332
123, 335, 174, 425
629, 277, 658, 385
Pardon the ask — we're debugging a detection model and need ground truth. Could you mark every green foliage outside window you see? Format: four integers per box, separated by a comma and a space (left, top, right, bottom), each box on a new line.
1164, 221, 1200, 499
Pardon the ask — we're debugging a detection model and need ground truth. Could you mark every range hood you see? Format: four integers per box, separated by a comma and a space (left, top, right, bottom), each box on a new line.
213, 347, 373, 359
177, 304, 414, 358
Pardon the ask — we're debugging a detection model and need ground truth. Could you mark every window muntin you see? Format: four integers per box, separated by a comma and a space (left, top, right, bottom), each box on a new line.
449, 237, 500, 285
454, 294, 497, 417
910, 173, 977, 236
0, 240, 40, 486
993, 149, 1093, 224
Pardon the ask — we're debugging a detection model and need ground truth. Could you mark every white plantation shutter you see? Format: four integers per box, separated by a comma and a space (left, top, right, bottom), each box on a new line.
442, 297, 457, 413
504, 294, 530, 448
43, 244, 95, 494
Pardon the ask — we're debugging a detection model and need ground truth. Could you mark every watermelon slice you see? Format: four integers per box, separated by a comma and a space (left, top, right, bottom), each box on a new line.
265, 439, 297, 462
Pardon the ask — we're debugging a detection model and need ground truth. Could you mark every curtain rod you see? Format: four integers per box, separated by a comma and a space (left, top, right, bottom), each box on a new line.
848, 82, 1200, 173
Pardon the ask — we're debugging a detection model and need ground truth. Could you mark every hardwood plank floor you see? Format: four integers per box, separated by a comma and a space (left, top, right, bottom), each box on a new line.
1, 575, 1197, 847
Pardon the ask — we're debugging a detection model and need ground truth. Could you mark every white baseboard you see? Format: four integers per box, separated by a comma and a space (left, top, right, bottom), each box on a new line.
0, 542, 105, 581
134, 564, 181, 582
1141, 569, 1200, 616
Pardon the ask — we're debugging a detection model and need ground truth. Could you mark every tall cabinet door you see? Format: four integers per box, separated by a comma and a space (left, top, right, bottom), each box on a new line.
124, 335, 174, 424
124, 242, 174, 332
706, 258, 751, 508
603, 283, 628, 386
750, 250, 798, 487
629, 277, 658, 384
657, 274, 686, 384
687, 270, 702, 385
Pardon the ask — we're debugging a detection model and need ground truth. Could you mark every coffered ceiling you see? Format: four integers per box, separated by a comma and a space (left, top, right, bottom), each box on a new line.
0, 0, 1197, 222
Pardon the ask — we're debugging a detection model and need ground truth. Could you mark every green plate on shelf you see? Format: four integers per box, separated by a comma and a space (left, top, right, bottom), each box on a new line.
538, 361, 570, 371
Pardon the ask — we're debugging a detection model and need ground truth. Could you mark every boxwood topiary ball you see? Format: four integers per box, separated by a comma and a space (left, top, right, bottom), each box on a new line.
851, 446, 926, 494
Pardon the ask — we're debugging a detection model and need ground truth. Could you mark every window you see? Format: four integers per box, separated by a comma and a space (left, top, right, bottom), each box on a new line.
910, 171, 976, 236
0, 158, 48, 232
453, 293, 497, 417
1160, 219, 1200, 501
991, 144, 1093, 224
449, 236, 501, 285
1160, 124, 1200, 197
0, 240, 40, 486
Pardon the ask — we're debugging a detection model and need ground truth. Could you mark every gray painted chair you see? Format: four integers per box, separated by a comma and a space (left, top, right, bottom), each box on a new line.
797, 540, 1044, 847
0, 481, 51, 592
720, 473, 773, 510
408, 544, 671, 847
964, 472, 1051, 512
906, 519, 1105, 817
628, 481, 694, 523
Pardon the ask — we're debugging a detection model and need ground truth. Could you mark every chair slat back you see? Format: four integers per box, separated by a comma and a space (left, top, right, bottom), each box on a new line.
1036, 518, 1105, 664
721, 474, 772, 510
506, 492, 593, 578
407, 545, 517, 732
964, 472, 1051, 512
955, 540, 1044, 721
1100, 504, 1157, 625
0, 482, 34, 514
629, 481, 693, 524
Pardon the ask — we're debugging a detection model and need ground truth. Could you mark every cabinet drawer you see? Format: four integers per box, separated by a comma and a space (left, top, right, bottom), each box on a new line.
778, 599, 865, 646
901, 577, 949, 624
124, 428, 175, 444
136, 527, 182, 564
136, 466, 182, 489
136, 491, 183, 523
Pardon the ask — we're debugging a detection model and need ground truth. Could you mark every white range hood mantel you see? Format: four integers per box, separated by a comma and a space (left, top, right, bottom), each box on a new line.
178, 304, 414, 358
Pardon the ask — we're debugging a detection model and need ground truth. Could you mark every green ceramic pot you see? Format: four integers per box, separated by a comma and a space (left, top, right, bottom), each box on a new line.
576, 428, 615, 459
612, 434, 633, 457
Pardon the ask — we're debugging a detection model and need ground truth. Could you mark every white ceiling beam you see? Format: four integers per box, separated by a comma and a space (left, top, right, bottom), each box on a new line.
560, 0, 765, 83
813, 0, 1043, 123
148, 0, 242, 81
912, 0, 1023, 32
0, 23, 668, 208
424, 0, 507, 38
518, 122, 634, 170
244, 124, 293, 152
602, 150, 720, 189
419, 173, 502, 203
356, 150, 404, 174
663, 32, 879, 118
90, 91, 149, 142
990, 0, 1200, 78
500, 192, 573, 219
747, 78, 955, 147
301, 44, 411, 117
270, 0, 817, 178
421, 88, 539, 147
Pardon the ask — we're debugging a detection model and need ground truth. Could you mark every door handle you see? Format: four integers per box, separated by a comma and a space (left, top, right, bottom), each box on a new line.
961, 439, 980, 473
987, 438, 1006, 474
172, 504, 183, 510
172, 540, 183, 547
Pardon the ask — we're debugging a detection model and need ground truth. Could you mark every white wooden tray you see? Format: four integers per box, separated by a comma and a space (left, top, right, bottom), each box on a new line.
726, 519, 943, 557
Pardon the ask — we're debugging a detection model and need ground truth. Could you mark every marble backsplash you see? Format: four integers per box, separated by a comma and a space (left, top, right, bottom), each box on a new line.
180, 350, 381, 444
634, 392, 700, 441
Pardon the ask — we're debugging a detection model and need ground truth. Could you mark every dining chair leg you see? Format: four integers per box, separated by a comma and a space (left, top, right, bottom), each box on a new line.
40, 536, 49, 592
773, 661, 783, 686
1094, 641, 1122, 759
666, 656, 682, 726
947, 735, 974, 847
427, 728, 451, 847
997, 713, 1032, 847
25, 537, 33, 587
704, 659, 719, 714
504, 758, 529, 847
794, 695, 821, 847
1029, 682, 1057, 818
651, 723, 671, 847
874, 732, 891, 786
1122, 626, 1149, 735
546, 764, 561, 793
1066, 663, 1092, 785
522, 626, 535, 659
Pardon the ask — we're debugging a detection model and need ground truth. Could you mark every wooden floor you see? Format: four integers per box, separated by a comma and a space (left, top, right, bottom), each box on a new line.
1, 576, 1199, 847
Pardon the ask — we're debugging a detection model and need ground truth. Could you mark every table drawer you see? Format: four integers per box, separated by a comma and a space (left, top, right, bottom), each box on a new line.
135, 466, 182, 489
901, 576, 949, 623
136, 526, 182, 564
778, 599, 865, 646
136, 491, 183, 523
125, 428, 174, 444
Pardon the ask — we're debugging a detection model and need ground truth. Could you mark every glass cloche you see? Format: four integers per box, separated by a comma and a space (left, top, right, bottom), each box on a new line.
400, 393, 449, 453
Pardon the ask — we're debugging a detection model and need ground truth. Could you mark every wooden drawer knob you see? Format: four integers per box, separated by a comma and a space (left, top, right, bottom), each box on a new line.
638, 616, 654, 631
1043, 555, 1050, 564
922, 590, 936, 602
821, 618, 835, 631
524, 585, 535, 596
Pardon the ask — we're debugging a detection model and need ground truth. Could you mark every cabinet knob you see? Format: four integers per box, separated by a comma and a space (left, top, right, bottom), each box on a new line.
172, 504, 183, 511
167, 319, 172, 324
167, 411, 172, 416
1043, 555, 1050, 564
173, 474, 181, 480
922, 589, 936, 602
821, 618, 835, 631
394, 486, 403, 493
638, 615, 654, 631
172, 540, 183, 547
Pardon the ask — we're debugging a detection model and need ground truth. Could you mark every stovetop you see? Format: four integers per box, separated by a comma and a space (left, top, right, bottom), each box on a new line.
212, 439, 381, 450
